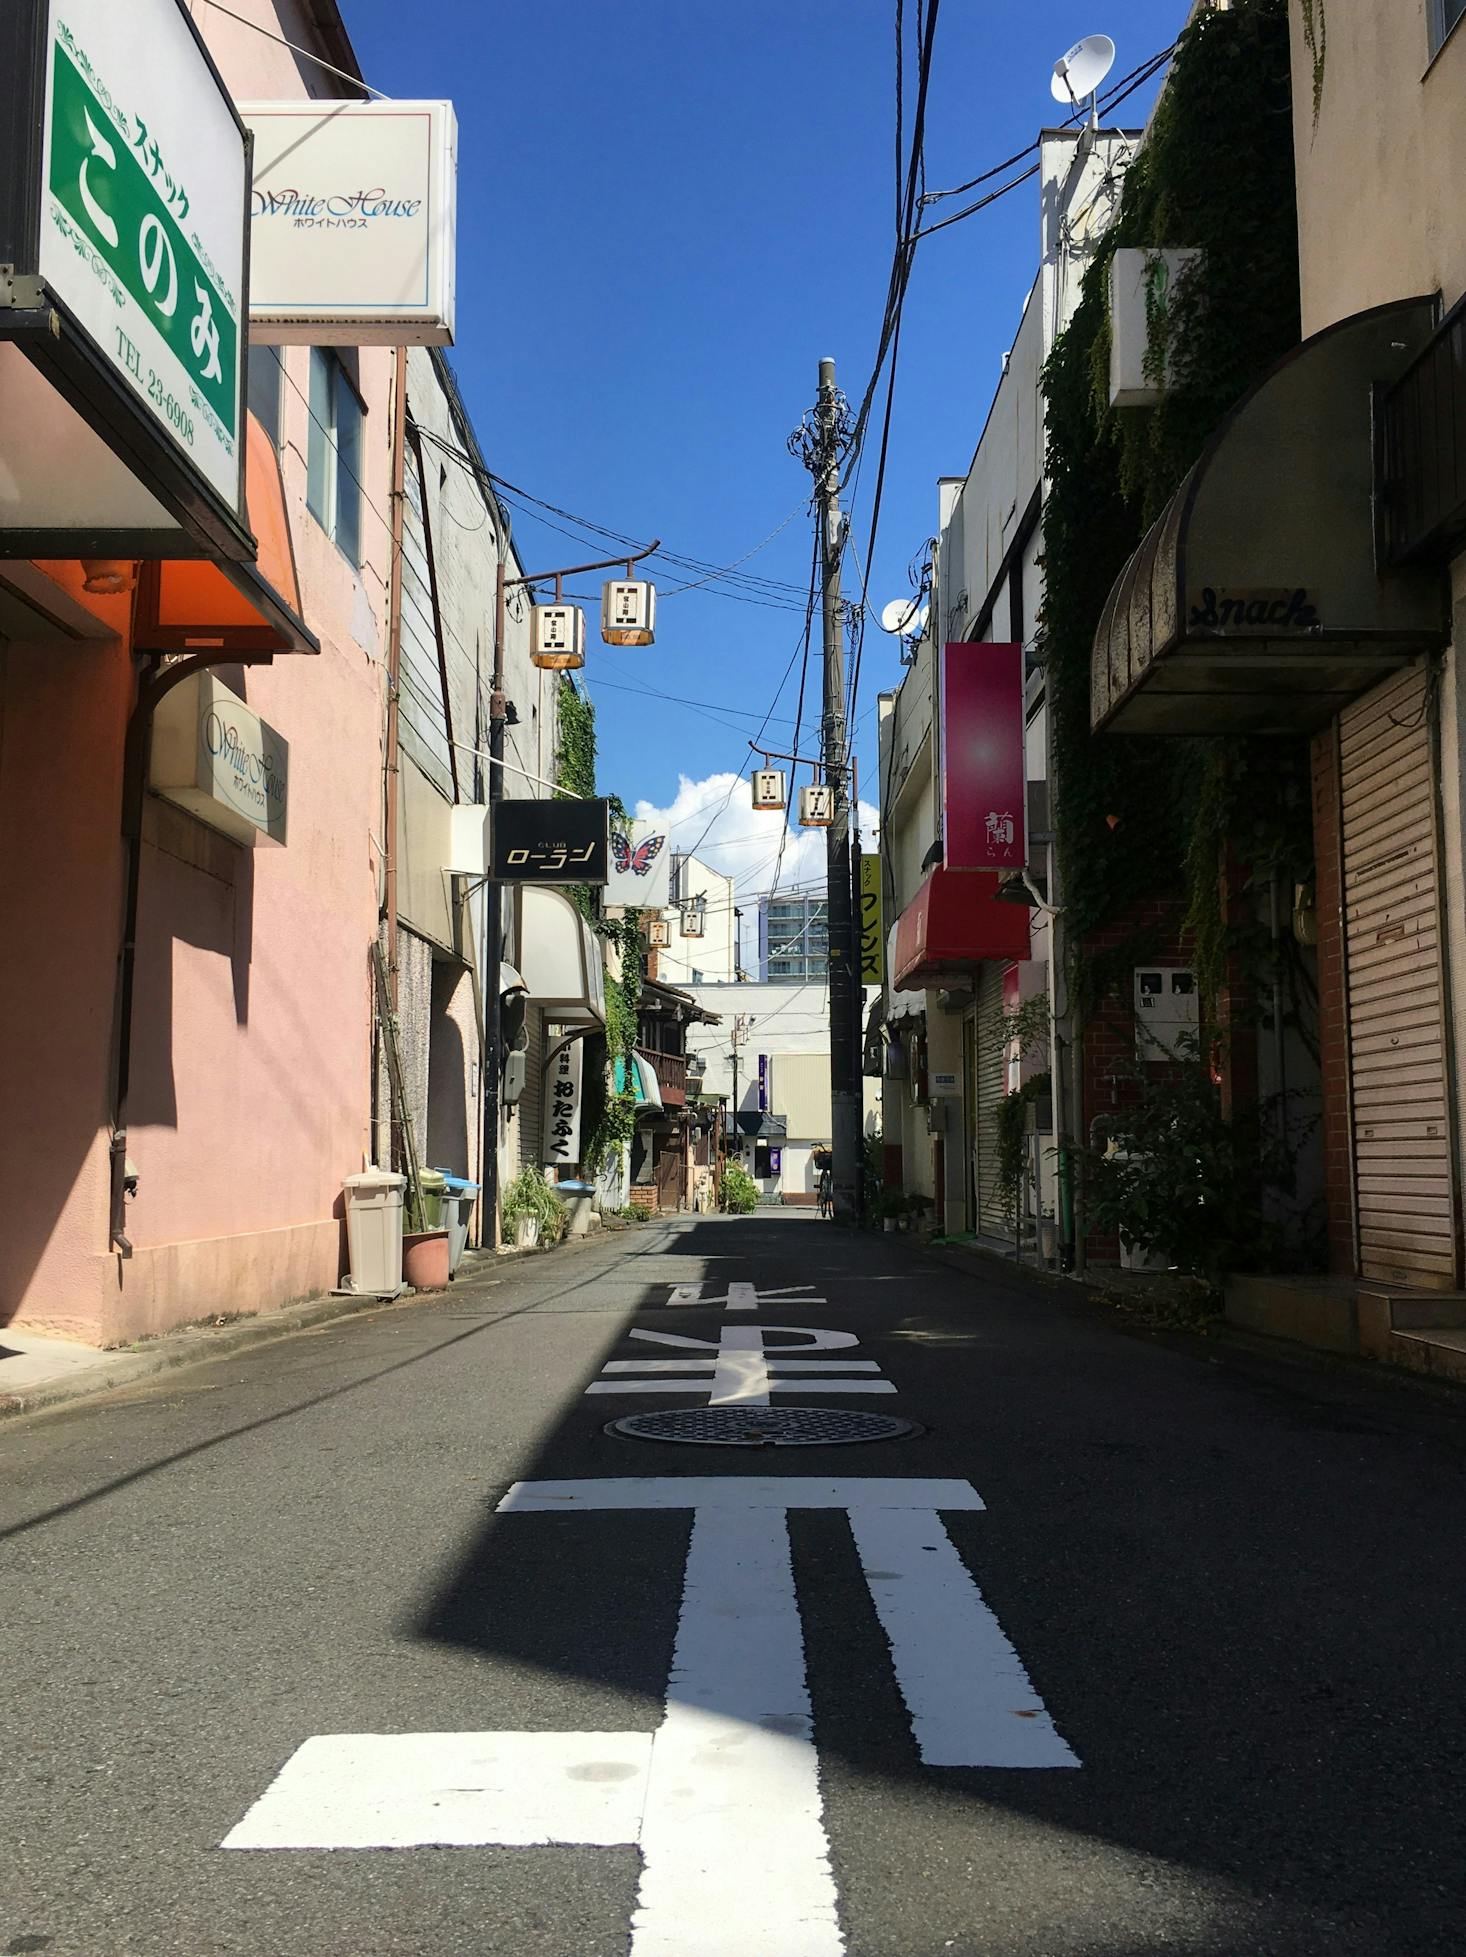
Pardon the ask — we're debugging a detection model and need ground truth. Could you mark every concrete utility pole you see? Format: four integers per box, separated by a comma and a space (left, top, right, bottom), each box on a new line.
807, 357, 861, 1224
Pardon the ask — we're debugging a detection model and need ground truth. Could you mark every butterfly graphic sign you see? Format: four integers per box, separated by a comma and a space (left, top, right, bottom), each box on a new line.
604, 820, 671, 910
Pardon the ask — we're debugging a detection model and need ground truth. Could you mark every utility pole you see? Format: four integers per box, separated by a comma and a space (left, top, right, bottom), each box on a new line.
799, 357, 861, 1224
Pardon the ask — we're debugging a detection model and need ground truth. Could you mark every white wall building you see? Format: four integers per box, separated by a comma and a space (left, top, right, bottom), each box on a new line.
684, 981, 878, 1205
650, 852, 736, 988
879, 125, 1136, 1239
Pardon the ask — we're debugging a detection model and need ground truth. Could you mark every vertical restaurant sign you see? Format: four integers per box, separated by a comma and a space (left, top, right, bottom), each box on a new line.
941, 643, 1026, 873
543, 1038, 584, 1168
40, 0, 247, 509
757, 1055, 768, 1114
858, 852, 884, 985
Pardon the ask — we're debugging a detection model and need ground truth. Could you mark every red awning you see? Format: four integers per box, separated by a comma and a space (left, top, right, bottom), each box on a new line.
891, 869, 1030, 991
131, 414, 317, 657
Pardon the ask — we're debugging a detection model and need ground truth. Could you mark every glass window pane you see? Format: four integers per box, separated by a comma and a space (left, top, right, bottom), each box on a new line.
335, 372, 363, 566
307, 347, 332, 530
246, 344, 282, 449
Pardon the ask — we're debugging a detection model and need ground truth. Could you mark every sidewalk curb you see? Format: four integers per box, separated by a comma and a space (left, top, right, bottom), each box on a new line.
916, 1234, 1466, 1417
0, 1289, 426, 1425
0, 1214, 660, 1427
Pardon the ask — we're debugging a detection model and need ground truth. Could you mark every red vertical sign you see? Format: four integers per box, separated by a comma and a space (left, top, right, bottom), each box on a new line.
941, 642, 1026, 873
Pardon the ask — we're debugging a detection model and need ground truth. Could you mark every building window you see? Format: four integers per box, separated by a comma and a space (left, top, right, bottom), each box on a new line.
1432, 0, 1466, 54
246, 344, 282, 449
307, 347, 364, 565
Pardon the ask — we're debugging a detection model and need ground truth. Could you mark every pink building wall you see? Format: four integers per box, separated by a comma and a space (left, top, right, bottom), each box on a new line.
0, 2, 390, 1343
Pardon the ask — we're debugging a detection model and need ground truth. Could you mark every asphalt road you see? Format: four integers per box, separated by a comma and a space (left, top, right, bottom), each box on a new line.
4, 1212, 1466, 1956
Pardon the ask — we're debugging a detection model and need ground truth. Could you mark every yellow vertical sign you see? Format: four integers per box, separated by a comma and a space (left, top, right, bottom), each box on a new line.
858, 853, 884, 985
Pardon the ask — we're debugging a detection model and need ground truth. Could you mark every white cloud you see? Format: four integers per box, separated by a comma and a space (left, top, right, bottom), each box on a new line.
632, 771, 879, 971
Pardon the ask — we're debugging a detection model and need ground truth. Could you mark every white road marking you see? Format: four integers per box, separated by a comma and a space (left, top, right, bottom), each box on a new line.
848, 1507, 1080, 1768
221, 1732, 653, 1849
630, 1502, 843, 1955
662, 1283, 827, 1311
496, 1478, 986, 1512
223, 1473, 1074, 1955
589, 1324, 894, 1405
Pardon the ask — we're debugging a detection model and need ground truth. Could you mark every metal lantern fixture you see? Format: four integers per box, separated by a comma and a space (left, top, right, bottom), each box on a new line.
601, 578, 656, 647
531, 602, 586, 670
799, 782, 834, 828
646, 916, 672, 949
751, 767, 787, 812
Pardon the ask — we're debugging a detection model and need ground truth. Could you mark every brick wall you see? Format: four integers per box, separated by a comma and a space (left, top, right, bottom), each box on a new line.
1311, 728, 1355, 1275
1079, 897, 1192, 1264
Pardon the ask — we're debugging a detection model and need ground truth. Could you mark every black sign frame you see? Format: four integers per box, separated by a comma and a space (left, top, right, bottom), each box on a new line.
490, 797, 610, 885
0, 0, 253, 563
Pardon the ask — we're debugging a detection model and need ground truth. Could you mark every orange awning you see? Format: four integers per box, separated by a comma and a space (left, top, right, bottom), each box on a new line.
132, 415, 317, 657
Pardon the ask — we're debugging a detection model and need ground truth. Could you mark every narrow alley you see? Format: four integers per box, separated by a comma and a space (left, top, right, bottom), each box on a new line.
3, 1215, 1463, 1955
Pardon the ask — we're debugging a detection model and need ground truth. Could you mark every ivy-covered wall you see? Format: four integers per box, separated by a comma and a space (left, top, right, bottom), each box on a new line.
1041, 0, 1302, 984
553, 676, 641, 1171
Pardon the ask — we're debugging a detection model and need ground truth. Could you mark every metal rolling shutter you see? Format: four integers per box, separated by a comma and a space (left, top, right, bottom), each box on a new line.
974, 963, 1008, 1234
1340, 661, 1459, 1287
516, 1007, 546, 1173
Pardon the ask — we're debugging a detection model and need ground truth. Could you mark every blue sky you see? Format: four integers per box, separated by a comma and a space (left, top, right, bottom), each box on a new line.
341, 0, 1178, 906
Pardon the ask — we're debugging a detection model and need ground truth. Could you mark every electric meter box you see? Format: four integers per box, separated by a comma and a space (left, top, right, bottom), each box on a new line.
1134, 965, 1198, 1061
531, 604, 586, 669
601, 580, 656, 646
800, 783, 834, 828
752, 768, 787, 812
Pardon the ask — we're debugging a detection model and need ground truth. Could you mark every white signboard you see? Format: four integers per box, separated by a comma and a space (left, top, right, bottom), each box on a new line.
239, 100, 457, 346
543, 1037, 584, 1168
150, 671, 288, 847
605, 819, 671, 911
39, 0, 248, 508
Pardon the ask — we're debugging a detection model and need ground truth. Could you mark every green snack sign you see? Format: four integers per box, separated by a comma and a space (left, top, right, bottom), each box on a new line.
37, 3, 247, 515
48, 41, 237, 441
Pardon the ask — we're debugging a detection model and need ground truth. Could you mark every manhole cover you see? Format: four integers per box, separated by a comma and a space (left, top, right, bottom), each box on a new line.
605, 1406, 921, 1447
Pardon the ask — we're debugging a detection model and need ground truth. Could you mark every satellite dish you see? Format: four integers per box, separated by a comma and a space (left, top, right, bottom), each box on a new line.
880, 597, 924, 635
1051, 32, 1115, 108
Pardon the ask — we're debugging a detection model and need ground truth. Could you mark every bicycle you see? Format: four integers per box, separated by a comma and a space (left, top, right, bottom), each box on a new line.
816, 1168, 833, 1219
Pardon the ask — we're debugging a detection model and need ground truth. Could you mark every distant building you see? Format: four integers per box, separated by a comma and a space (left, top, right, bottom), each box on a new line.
757, 892, 828, 982
649, 853, 736, 988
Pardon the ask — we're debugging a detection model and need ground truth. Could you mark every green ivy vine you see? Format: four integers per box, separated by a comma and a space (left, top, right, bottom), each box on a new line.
1300, 0, 1327, 127
551, 675, 644, 1171
1041, 0, 1304, 995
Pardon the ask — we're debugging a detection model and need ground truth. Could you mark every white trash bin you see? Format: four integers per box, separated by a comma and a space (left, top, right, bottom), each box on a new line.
343, 1169, 406, 1294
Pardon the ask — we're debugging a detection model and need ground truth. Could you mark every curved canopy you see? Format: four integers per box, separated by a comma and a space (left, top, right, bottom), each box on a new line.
1092, 297, 1448, 736
511, 887, 605, 1026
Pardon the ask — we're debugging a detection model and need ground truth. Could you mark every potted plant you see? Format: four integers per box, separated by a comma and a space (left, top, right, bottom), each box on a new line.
878, 1188, 907, 1234
501, 1168, 568, 1251
906, 1191, 934, 1234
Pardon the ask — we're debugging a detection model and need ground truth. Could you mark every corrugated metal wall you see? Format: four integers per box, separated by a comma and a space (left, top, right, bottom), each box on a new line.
515, 1007, 546, 1174
974, 964, 1008, 1234
1340, 661, 1458, 1288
